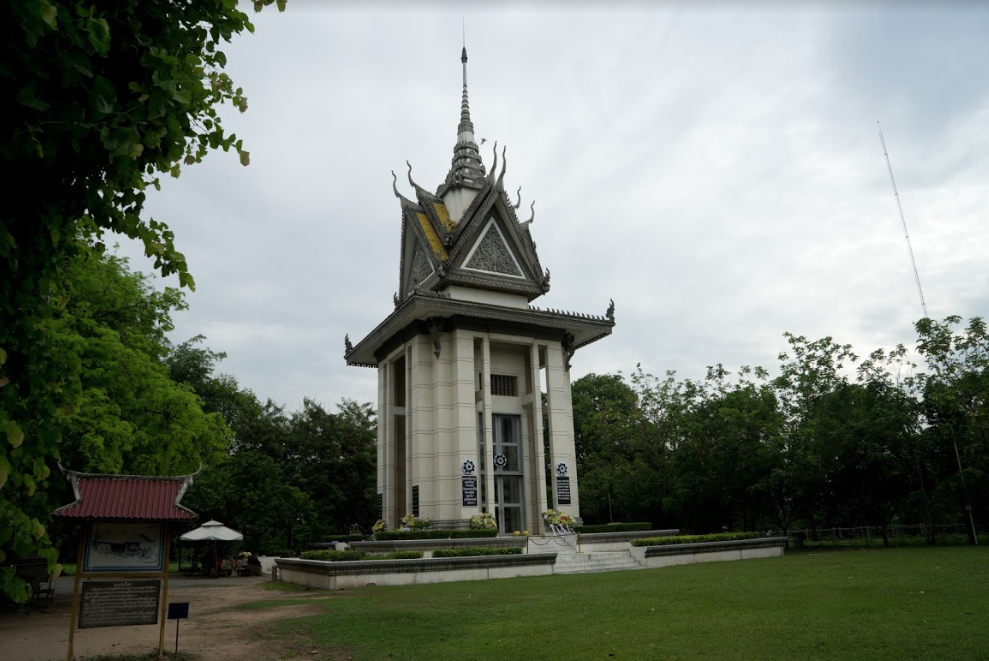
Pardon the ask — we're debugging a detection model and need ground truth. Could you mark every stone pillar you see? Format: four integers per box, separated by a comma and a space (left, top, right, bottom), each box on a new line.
409, 337, 433, 520
529, 343, 548, 534
378, 359, 390, 526
544, 341, 580, 521
480, 336, 495, 518
454, 329, 479, 526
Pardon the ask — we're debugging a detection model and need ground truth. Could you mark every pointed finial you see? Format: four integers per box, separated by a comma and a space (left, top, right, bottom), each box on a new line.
514, 186, 522, 210
487, 141, 499, 184
391, 170, 414, 207
527, 201, 536, 224
496, 145, 507, 190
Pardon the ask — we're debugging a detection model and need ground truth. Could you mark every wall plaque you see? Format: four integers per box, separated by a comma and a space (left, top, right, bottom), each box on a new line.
412, 485, 420, 517
377, 493, 383, 520
83, 522, 165, 573
556, 476, 572, 505
461, 476, 478, 507
79, 580, 161, 629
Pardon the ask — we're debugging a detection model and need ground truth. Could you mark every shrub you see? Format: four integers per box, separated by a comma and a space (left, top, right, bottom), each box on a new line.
300, 550, 365, 561
400, 514, 431, 530
385, 551, 424, 560
432, 547, 523, 558
449, 529, 499, 539
375, 530, 452, 541
470, 512, 497, 530
576, 523, 652, 534
631, 532, 761, 547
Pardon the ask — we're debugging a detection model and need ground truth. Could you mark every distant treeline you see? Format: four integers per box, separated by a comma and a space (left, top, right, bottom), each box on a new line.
572, 320, 989, 545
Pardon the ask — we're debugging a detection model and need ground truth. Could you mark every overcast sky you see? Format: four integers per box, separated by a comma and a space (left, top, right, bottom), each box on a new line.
120, 2, 989, 412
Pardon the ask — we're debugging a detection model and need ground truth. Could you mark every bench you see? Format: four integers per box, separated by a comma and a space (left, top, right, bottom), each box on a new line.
14, 561, 58, 605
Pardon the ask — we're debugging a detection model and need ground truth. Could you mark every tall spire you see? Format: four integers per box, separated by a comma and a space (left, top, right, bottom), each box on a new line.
441, 45, 486, 194
458, 46, 474, 139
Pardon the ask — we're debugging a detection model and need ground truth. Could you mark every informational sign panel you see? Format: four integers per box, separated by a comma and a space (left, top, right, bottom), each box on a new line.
556, 476, 572, 505
79, 580, 161, 629
83, 522, 166, 573
461, 476, 478, 507
167, 602, 189, 620
377, 493, 383, 520
412, 485, 420, 517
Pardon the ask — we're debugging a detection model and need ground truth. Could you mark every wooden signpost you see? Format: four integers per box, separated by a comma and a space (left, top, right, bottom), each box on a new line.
66, 522, 174, 661
51, 467, 199, 661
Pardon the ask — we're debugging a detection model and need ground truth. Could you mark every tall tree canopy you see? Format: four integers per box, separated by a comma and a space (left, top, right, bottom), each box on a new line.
2, 251, 230, 601
1, 0, 282, 601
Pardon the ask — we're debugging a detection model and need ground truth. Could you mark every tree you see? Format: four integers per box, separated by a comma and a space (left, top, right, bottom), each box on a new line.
1, 251, 230, 601
1, 0, 282, 599
915, 316, 989, 542
769, 333, 857, 538
165, 335, 310, 552
287, 399, 377, 540
571, 373, 658, 524
54, 253, 230, 476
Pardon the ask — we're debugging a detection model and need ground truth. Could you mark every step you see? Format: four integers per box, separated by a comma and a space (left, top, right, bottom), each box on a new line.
549, 550, 644, 575
556, 564, 644, 575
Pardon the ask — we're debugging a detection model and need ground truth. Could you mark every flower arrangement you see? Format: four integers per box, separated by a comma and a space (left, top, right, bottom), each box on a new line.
470, 512, 497, 531
401, 514, 431, 530
371, 519, 387, 533
542, 509, 576, 535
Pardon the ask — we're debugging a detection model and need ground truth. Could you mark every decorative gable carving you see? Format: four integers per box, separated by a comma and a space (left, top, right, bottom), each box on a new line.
463, 220, 524, 278
407, 240, 434, 292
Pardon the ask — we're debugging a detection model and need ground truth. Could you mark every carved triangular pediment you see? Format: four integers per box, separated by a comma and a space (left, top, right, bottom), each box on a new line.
398, 205, 448, 300
407, 239, 435, 293
462, 220, 525, 278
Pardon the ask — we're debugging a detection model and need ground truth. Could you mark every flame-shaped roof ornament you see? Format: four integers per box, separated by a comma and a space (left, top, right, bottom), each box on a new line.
496, 145, 507, 190
487, 141, 498, 185
391, 170, 415, 208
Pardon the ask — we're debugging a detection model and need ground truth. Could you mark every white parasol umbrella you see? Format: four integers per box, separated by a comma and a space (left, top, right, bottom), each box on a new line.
180, 519, 244, 542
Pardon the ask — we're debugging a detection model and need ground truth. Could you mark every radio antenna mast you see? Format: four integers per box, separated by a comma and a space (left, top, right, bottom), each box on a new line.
878, 121, 929, 319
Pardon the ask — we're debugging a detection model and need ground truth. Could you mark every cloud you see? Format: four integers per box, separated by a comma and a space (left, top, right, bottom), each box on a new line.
112, 5, 989, 410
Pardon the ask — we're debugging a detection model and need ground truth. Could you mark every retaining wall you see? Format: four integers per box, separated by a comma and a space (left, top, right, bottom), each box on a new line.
275, 553, 556, 590
631, 537, 787, 568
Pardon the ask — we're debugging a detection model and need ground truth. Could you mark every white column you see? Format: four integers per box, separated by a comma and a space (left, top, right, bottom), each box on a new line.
530, 343, 548, 533
405, 345, 415, 518
481, 336, 495, 518
378, 359, 390, 525
454, 330, 479, 526
544, 342, 580, 520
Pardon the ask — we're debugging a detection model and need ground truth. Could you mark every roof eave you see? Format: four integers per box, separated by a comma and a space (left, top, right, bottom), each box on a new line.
345, 292, 614, 368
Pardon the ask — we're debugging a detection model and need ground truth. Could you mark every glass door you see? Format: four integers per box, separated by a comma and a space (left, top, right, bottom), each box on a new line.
493, 415, 525, 534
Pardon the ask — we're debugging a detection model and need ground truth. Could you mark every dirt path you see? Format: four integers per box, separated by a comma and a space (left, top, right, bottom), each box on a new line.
1, 576, 344, 661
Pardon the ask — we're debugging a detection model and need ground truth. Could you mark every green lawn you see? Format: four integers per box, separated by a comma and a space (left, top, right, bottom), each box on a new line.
262, 547, 988, 660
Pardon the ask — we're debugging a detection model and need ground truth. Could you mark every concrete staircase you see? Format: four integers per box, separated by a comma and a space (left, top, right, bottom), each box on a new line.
525, 536, 644, 575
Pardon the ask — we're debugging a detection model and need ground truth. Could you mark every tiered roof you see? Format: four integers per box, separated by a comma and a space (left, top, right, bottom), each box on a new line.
345, 47, 614, 368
